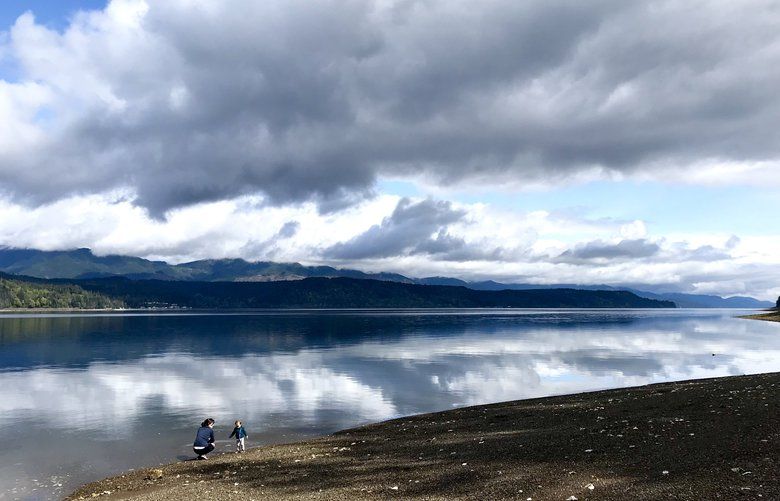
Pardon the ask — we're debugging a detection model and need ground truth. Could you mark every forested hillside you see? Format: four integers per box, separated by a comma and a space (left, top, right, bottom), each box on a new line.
0, 273, 675, 309
0, 275, 124, 309
70, 276, 675, 309
0, 248, 769, 307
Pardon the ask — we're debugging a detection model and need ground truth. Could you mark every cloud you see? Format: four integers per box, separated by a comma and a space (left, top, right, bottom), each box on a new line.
240, 220, 301, 259
0, 0, 779, 215
0, 192, 779, 300
276, 221, 300, 239
556, 238, 661, 263
554, 235, 743, 266
323, 197, 465, 259
667, 243, 731, 263
412, 230, 528, 263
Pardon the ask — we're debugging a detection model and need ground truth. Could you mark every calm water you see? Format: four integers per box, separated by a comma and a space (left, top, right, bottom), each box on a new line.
1, 309, 778, 499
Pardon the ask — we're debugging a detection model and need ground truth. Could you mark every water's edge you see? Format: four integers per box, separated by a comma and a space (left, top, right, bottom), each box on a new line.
68, 371, 780, 500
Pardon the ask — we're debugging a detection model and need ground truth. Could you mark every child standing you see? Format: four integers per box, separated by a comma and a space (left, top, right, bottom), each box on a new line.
229, 420, 248, 452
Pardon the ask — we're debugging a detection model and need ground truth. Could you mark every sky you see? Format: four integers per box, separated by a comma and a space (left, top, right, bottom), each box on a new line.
0, 0, 778, 300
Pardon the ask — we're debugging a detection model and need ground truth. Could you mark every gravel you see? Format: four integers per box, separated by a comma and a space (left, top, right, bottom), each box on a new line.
68, 372, 780, 500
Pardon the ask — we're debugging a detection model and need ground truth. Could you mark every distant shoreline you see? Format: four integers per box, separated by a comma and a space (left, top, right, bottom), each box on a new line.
68, 372, 780, 501
2, 274, 677, 309
740, 310, 780, 322
0, 308, 177, 314
0, 306, 764, 315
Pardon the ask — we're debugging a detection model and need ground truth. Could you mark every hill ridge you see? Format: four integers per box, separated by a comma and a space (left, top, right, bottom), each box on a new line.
0, 247, 768, 308
0, 272, 675, 309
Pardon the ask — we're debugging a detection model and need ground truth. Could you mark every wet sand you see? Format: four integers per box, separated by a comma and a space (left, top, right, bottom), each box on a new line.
69, 372, 780, 500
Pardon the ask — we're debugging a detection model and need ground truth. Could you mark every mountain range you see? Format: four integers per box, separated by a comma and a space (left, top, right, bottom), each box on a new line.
0, 248, 772, 308
28, 275, 673, 309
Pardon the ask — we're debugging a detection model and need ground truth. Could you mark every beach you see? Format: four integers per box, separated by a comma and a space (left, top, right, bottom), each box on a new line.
741, 311, 780, 323
69, 371, 780, 500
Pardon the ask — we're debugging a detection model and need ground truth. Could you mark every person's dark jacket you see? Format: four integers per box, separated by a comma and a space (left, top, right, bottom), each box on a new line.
193, 426, 215, 448
229, 426, 248, 439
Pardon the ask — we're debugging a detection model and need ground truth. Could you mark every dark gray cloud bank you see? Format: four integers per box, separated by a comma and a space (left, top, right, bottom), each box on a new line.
1, 0, 779, 214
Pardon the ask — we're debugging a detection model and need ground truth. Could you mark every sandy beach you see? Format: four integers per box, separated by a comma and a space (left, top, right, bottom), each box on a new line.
69, 371, 780, 500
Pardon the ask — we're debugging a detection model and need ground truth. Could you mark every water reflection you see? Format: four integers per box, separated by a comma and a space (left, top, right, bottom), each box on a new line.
1, 310, 778, 499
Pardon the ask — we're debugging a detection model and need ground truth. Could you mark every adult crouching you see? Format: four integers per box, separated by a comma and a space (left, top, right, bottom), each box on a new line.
193, 418, 216, 459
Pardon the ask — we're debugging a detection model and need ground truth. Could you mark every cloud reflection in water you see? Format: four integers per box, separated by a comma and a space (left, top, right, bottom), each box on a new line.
1, 310, 779, 499
2, 311, 778, 429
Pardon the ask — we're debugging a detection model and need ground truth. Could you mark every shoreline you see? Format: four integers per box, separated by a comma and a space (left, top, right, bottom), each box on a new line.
0, 306, 765, 314
0, 307, 192, 314
69, 372, 780, 500
740, 310, 780, 322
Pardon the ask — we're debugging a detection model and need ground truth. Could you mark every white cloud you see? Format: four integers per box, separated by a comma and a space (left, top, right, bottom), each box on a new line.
1, 191, 778, 299
620, 220, 647, 239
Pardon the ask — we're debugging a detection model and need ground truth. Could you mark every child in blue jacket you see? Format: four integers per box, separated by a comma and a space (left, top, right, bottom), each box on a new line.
229, 420, 248, 452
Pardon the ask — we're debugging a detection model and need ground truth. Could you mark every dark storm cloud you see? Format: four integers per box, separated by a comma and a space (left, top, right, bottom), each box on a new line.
323, 198, 465, 259
557, 239, 661, 263
2, 0, 780, 214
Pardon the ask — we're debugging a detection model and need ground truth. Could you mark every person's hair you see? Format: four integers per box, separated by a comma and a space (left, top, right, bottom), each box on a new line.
235, 420, 241, 426
201, 418, 215, 427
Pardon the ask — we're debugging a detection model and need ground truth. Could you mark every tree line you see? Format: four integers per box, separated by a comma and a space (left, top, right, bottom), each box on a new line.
0, 276, 124, 309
